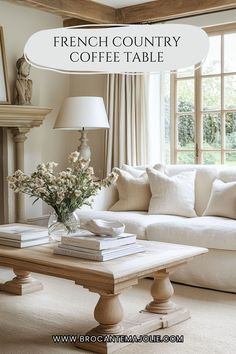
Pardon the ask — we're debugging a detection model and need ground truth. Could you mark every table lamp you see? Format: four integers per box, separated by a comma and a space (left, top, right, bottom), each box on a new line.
54, 96, 109, 160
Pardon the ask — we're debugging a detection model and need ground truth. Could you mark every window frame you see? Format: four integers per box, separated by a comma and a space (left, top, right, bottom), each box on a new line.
170, 23, 236, 165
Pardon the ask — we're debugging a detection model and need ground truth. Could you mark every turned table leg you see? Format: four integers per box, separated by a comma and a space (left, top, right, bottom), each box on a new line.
146, 270, 177, 314
76, 291, 124, 353
0, 268, 43, 295
76, 268, 191, 353
142, 269, 190, 330
90, 292, 124, 335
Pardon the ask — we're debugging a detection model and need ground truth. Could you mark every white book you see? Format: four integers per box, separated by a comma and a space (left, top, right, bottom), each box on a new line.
58, 243, 140, 255
0, 223, 48, 241
54, 244, 145, 261
61, 233, 136, 250
0, 237, 49, 248
63, 229, 134, 239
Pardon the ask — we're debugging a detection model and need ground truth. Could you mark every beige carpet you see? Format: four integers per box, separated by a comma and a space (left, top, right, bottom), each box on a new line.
0, 267, 235, 354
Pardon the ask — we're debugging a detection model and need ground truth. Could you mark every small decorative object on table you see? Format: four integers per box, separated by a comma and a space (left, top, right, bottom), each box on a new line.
80, 219, 125, 237
8, 151, 116, 241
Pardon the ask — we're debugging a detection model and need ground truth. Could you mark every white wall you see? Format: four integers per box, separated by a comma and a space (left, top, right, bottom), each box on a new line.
0, 1, 78, 220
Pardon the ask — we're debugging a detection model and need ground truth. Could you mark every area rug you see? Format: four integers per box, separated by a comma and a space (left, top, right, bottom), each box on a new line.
0, 267, 235, 354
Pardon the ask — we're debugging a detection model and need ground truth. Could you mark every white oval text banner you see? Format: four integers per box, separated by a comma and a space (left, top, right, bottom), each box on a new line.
24, 24, 209, 73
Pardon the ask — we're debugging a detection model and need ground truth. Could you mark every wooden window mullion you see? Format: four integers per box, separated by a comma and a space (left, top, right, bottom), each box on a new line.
221, 33, 225, 164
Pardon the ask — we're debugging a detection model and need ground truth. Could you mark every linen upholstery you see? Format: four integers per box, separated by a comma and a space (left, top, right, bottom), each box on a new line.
122, 163, 165, 177
170, 248, 236, 293
110, 169, 151, 211
159, 165, 218, 216
121, 164, 148, 177
204, 179, 236, 219
146, 216, 236, 251
218, 167, 236, 182
147, 168, 197, 217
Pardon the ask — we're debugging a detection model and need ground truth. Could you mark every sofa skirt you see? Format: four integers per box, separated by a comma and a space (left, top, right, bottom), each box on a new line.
170, 248, 236, 293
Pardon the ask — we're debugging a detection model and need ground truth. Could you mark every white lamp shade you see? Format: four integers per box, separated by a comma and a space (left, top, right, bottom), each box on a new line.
54, 96, 109, 130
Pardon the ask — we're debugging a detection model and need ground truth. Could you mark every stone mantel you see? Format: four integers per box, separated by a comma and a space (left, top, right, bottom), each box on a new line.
0, 105, 52, 223
0, 105, 52, 128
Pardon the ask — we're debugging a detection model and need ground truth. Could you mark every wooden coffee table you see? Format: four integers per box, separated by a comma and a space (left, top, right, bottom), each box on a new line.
0, 240, 207, 353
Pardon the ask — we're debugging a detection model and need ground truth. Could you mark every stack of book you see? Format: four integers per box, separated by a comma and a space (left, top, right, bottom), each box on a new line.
54, 231, 144, 261
0, 224, 49, 248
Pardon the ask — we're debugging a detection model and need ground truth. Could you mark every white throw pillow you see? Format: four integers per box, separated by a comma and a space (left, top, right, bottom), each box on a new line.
110, 168, 151, 211
147, 168, 197, 217
203, 179, 236, 219
122, 164, 147, 177
122, 163, 164, 177
154, 163, 166, 173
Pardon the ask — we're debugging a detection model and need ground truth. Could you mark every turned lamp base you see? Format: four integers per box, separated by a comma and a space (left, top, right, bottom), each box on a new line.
78, 128, 91, 161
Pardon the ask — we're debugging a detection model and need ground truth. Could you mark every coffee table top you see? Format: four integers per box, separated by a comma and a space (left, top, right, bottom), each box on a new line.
0, 240, 207, 292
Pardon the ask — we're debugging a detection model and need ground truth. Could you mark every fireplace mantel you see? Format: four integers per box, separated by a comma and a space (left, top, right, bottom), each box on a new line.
0, 105, 52, 223
0, 105, 51, 127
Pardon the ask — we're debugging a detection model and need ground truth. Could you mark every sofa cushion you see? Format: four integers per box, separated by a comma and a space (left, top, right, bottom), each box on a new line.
146, 216, 236, 251
218, 167, 236, 182
147, 168, 197, 217
204, 179, 236, 219
122, 164, 149, 177
75, 210, 182, 240
110, 169, 151, 211
162, 165, 218, 216
122, 164, 164, 177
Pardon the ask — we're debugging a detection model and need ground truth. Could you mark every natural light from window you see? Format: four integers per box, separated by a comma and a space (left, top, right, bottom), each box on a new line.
165, 24, 236, 165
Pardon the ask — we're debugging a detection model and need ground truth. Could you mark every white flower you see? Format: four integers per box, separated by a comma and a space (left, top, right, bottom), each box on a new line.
77, 159, 90, 170
37, 163, 47, 173
35, 187, 49, 197
7, 176, 16, 183
75, 190, 82, 197
68, 151, 80, 163
87, 167, 94, 175
35, 178, 45, 187
46, 162, 58, 173
14, 170, 24, 177
8, 182, 16, 189
48, 185, 57, 192
59, 171, 67, 178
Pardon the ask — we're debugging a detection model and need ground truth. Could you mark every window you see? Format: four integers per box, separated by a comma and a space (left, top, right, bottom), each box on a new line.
169, 23, 236, 165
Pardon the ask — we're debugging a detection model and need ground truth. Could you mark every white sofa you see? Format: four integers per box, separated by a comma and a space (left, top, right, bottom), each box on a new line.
76, 165, 236, 293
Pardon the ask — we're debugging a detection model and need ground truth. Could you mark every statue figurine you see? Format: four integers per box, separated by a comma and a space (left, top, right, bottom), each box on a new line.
14, 55, 32, 105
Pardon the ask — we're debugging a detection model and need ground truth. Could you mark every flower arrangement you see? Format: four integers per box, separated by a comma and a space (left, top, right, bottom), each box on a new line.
8, 151, 116, 225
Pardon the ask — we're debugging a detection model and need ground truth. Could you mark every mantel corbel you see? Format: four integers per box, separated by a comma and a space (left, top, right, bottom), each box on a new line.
0, 105, 52, 222
11, 127, 30, 143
